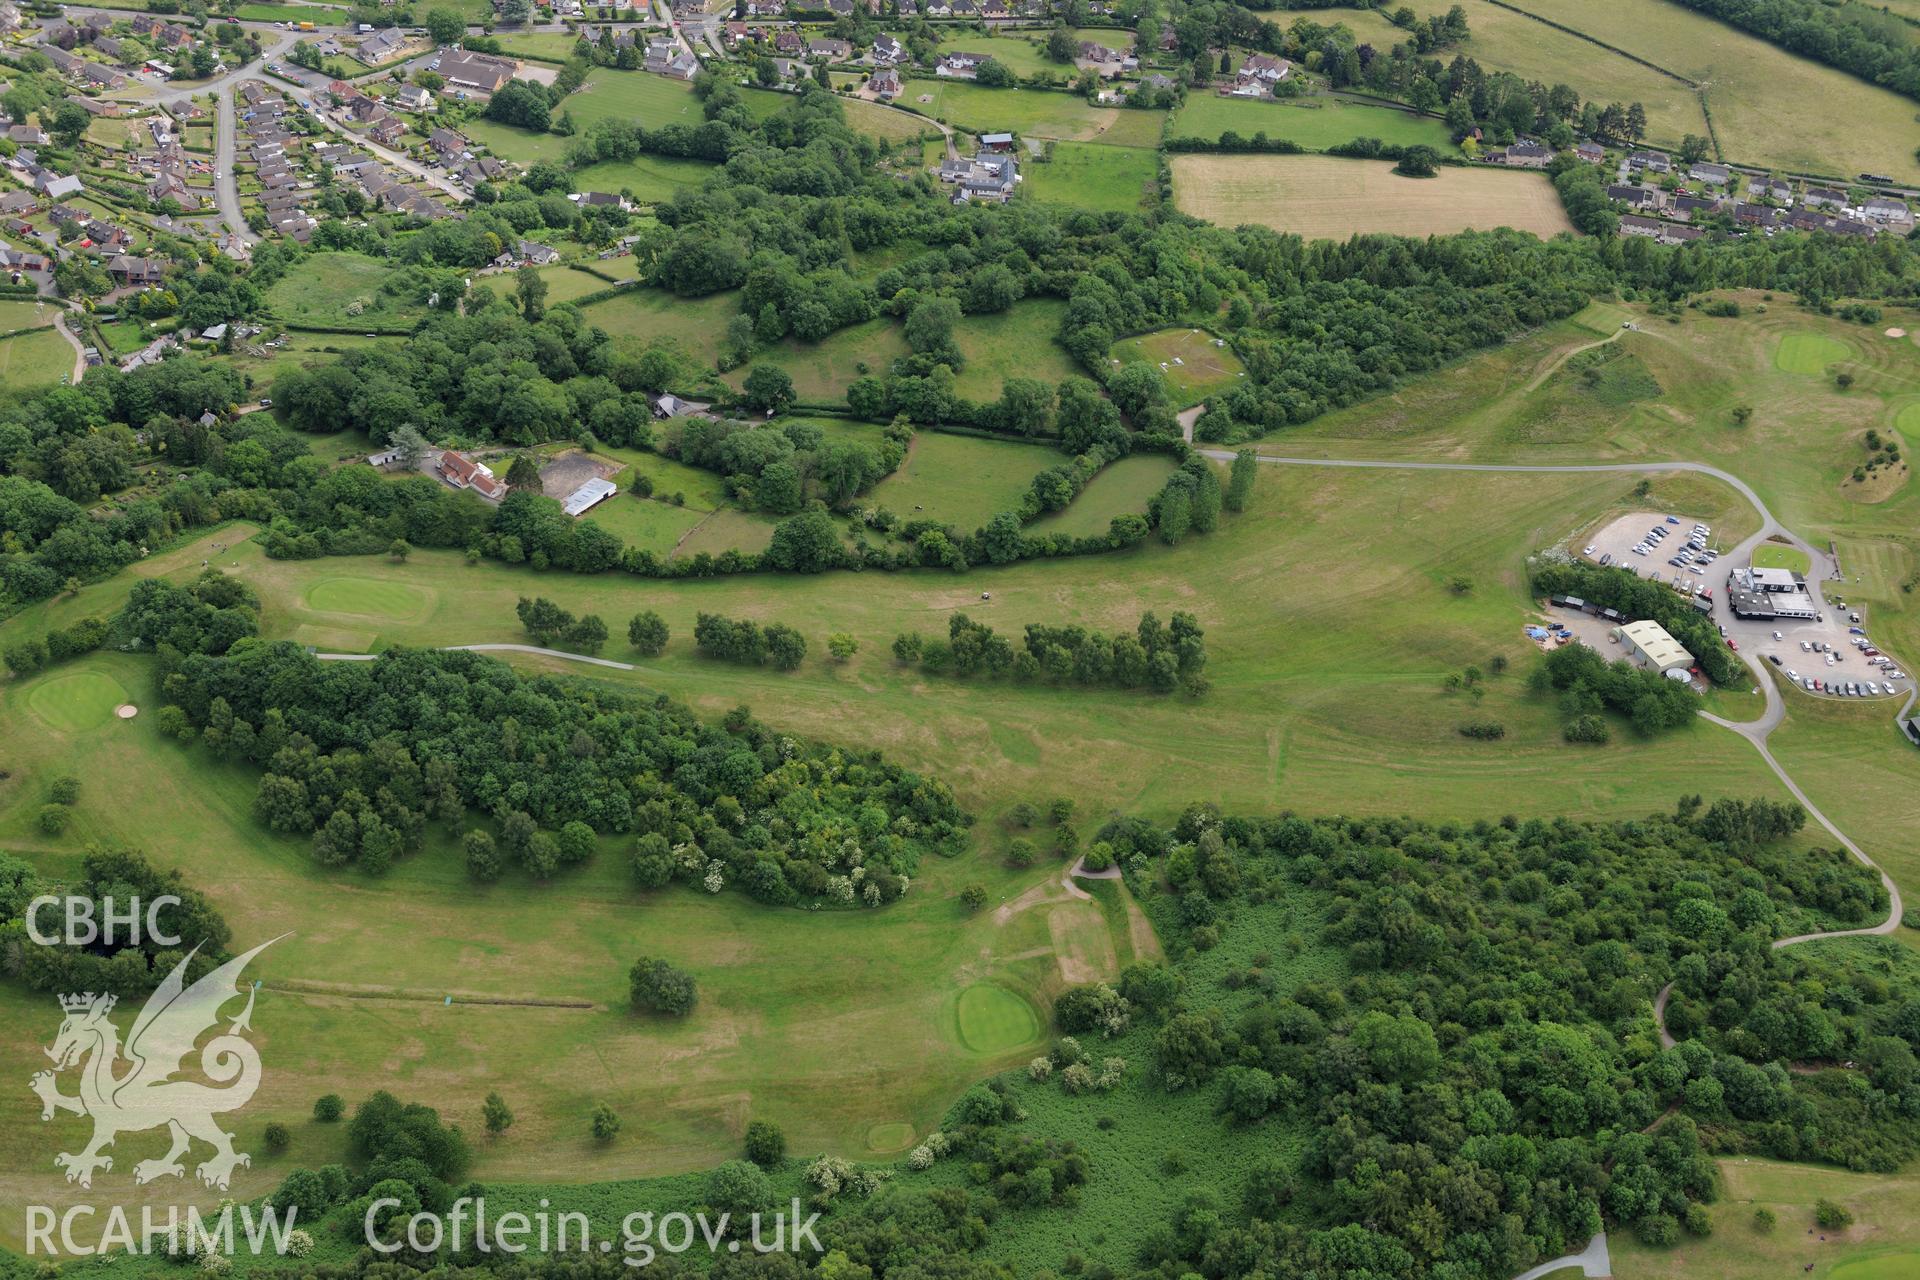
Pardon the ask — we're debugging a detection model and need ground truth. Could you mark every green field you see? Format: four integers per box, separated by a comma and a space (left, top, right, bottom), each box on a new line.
463, 117, 574, 165
903, 82, 1166, 147
726, 316, 910, 402
579, 287, 741, 366
865, 430, 1058, 525
1342, 1, 1707, 151
1021, 141, 1159, 213
576, 491, 708, 555
1491, 0, 1920, 181
603, 444, 735, 511
1775, 330, 1854, 374
492, 31, 582, 62
264, 252, 429, 329
1752, 542, 1812, 574
564, 68, 706, 131
1168, 93, 1453, 150
951, 983, 1040, 1053
303, 576, 434, 622
0, 327, 73, 399
951, 300, 1080, 400
23, 670, 129, 732
571, 153, 716, 204
1029, 453, 1177, 537
1110, 327, 1246, 405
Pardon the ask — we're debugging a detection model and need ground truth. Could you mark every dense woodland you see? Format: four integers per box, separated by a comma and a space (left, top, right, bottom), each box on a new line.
163, 640, 968, 902
126, 803, 1911, 1280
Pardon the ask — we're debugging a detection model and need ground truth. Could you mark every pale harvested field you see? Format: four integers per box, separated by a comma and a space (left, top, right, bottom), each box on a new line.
1171, 153, 1576, 241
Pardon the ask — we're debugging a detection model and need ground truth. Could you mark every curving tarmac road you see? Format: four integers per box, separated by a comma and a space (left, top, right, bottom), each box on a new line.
1201, 450, 1907, 940
1197, 452, 1908, 1280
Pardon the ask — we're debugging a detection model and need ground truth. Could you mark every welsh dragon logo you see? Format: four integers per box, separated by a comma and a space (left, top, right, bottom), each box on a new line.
30, 937, 283, 1191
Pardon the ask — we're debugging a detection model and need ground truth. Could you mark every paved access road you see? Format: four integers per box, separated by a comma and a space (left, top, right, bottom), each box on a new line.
1198, 451, 1906, 940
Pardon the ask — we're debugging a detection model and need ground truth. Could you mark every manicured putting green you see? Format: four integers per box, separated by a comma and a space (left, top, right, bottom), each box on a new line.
27, 671, 130, 732
864, 1122, 917, 1152
1894, 402, 1920, 434
304, 577, 433, 621
1831, 1253, 1920, 1280
953, 984, 1039, 1054
1774, 331, 1852, 374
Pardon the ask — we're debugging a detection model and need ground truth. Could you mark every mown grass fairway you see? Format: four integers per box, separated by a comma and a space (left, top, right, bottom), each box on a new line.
1170, 93, 1453, 150
1021, 141, 1158, 213
1609, 1156, 1920, 1280
1171, 153, 1575, 240
1775, 331, 1854, 374
952, 983, 1040, 1053
1111, 327, 1246, 405
303, 576, 434, 621
23, 670, 128, 733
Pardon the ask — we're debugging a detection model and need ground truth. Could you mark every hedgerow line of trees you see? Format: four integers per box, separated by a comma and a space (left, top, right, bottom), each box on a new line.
892, 611, 1209, 694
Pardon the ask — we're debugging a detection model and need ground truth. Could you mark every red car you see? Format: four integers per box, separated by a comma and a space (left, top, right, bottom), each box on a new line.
1727, 638, 1738, 651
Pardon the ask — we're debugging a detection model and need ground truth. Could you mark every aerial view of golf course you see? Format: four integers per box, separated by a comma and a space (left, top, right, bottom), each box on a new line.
3, 0, 1920, 1276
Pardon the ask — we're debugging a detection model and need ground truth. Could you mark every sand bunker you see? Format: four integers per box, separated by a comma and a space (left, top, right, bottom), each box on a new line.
114, 704, 138, 719
1886, 328, 1907, 338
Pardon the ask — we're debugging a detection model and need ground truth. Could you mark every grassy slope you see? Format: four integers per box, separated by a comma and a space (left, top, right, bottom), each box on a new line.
1021, 141, 1160, 214
263, 252, 428, 329
1169, 93, 1453, 150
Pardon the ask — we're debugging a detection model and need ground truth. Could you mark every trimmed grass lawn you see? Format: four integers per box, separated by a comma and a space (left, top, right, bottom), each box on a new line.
1021, 141, 1158, 213
903, 82, 1165, 146
1170, 153, 1576, 241
1774, 331, 1854, 375
0, 298, 61, 332
935, 35, 1058, 78
578, 492, 708, 555
1752, 542, 1812, 575
952, 983, 1041, 1053
493, 31, 582, 62
1111, 328, 1246, 406
1030, 453, 1177, 538
1502, 0, 1920, 182
463, 117, 573, 165
579, 288, 740, 366
865, 430, 1062, 526
24, 670, 129, 733
565, 68, 705, 131
0, 327, 74, 399
671, 505, 780, 559
951, 299, 1080, 401
303, 576, 434, 622
1169, 93, 1452, 150
264, 252, 428, 329
571, 154, 718, 203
